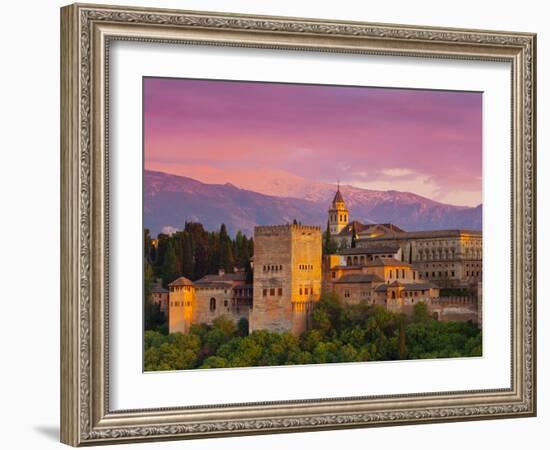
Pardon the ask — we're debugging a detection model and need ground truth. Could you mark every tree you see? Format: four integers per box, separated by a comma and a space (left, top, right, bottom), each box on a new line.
398, 319, 407, 359
237, 317, 249, 337
311, 293, 343, 336
219, 223, 235, 273
161, 241, 179, 286
412, 301, 431, 324
350, 222, 358, 248
144, 260, 166, 332
323, 220, 338, 255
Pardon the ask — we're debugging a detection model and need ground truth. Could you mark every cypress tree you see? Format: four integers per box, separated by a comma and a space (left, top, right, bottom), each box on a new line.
219, 223, 235, 273
161, 241, 179, 287
350, 222, 358, 248
398, 319, 407, 359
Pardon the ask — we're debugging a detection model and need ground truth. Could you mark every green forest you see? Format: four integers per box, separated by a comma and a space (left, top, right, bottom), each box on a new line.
145, 222, 254, 287
144, 294, 482, 371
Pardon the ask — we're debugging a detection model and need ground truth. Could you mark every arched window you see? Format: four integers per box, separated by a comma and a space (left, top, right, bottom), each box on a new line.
391, 291, 396, 299
209, 298, 216, 311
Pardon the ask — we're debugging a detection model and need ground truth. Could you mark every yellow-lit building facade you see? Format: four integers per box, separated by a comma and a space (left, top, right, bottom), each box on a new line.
250, 224, 322, 335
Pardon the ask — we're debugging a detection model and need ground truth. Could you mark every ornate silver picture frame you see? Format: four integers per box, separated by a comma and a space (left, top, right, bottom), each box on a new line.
60, 3, 536, 446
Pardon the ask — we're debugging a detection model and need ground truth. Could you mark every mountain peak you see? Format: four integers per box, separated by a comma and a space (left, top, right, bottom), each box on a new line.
144, 170, 482, 237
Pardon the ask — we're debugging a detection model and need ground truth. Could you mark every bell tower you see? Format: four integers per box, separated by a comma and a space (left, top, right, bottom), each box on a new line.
328, 184, 349, 234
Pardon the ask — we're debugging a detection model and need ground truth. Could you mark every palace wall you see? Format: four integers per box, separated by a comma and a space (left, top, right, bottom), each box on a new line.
250, 224, 322, 335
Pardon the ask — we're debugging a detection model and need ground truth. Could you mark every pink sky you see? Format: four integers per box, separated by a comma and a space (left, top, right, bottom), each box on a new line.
144, 77, 482, 207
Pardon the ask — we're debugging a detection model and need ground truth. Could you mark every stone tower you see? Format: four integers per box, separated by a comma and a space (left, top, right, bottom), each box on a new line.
250, 224, 322, 335
168, 277, 196, 334
328, 185, 349, 235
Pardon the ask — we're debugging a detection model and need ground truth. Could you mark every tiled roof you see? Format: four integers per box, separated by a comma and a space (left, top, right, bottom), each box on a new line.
337, 222, 405, 237
332, 188, 345, 204
337, 246, 400, 256
333, 274, 384, 284
194, 282, 233, 289
197, 272, 247, 283
366, 257, 412, 268
168, 277, 194, 287
374, 281, 438, 292
361, 229, 481, 241
403, 282, 438, 291
151, 285, 168, 293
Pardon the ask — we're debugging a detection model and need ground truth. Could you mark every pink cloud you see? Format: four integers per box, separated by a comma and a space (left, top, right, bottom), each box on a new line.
144, 77, 482, 206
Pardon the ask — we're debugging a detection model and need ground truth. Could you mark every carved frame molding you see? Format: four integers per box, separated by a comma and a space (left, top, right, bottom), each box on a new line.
60, 3, 536, 446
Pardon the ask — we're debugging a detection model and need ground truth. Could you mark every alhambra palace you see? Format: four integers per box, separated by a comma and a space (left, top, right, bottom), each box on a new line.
153, 188, 482, 336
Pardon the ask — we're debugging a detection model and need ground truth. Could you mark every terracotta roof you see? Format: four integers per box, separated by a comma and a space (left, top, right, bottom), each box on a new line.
333, 274, 384, 284
374, 281, 438, 292
337, 246, 400, 256
361, 229, 481, 241
403, 282, 438, 291
168, 277, 194, 287
366, 257, 412, 268
194, 282, 233, 289
198, 272, 246, 283
337, 222, 405, 237
331, 265, 364, 270
151, 285, 168, 293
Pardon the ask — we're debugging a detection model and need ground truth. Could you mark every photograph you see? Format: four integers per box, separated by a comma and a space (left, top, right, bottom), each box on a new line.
142, 77, 484, 371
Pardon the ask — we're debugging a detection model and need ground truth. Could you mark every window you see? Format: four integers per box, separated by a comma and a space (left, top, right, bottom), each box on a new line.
278, 288, 283, 296
332, 271, 336, 279
209, 298, 216, 311
344, 290, 350, 298
305, 288, 309, 295
262, 289, 267, 296
299, 288, 303, 295
402, 269, 405, 278
224, 300, 228, 307
451, 271, 455, 277
413, 271, 416, 280
389, 270, 393, 278
270, 288, 275, 296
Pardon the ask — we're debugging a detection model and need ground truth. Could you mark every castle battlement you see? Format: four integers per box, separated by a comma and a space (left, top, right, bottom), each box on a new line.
432, 296, 477, 305
254, 224, 322, 235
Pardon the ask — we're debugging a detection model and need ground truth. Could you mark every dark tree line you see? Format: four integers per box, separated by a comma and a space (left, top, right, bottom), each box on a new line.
145, 222, 254, 287
144, 294, 482, 371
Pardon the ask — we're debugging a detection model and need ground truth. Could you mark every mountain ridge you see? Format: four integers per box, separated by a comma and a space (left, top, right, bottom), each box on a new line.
144, 170, 482, 237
